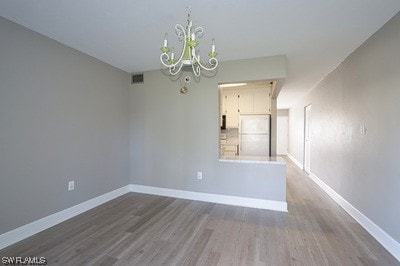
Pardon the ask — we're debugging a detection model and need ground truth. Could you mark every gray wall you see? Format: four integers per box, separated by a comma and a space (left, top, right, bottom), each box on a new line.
287, 12, 400, 242
0, 18, 130, 234
130, 56, 287, 202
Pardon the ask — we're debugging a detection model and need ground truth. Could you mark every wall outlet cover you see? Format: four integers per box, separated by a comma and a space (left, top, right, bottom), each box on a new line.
197, 172, 203, 180
68, 181, 75, 191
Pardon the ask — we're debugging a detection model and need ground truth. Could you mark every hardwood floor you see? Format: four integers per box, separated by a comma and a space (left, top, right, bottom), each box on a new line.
1, 157, 398, 265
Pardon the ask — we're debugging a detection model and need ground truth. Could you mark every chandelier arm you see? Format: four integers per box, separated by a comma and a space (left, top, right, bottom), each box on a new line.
194, 27, 204, 38
174, 24, 187, 66
196, 57, 218, 71
160, 24, 188, 70
169, 24, 187, 68
191, 61, 201, 77
169, 61, 184, 75
175, 24, 185, 39
160, 53, 171, 67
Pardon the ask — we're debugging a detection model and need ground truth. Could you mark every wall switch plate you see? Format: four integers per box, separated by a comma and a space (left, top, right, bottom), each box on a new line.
197, 172, 203, 180
68, 181, 75, 191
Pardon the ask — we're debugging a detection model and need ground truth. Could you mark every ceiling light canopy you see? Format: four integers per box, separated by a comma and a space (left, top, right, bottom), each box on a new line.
160, 7, 218, 78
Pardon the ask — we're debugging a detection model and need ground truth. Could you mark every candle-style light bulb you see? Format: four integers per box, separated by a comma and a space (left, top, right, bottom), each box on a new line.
163, 33, 168, 47
211, 38, 215, 53
187, 19, 192, 39
191, 33, 195, 41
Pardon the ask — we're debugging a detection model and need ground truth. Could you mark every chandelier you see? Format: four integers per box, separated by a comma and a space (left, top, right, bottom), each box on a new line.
160, 8, 218, 77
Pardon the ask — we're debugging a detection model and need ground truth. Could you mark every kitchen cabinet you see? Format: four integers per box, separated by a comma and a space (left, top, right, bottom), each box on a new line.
221, 144, 238, 156
239, 92, 253, 113
253, 89, 271, 113
220, 128, 239, 156
221, 87, 271, 128
221, 89, 239, 127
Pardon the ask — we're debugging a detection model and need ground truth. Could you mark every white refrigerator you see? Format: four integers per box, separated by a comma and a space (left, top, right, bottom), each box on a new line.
239, 114, 270, 156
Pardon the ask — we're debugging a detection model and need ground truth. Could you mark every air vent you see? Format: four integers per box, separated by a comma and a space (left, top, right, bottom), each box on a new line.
131, 73, 144, 84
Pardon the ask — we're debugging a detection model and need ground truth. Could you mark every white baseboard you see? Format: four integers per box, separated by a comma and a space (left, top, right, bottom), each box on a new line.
0, 185, 130, 251
309, 173, 400, 262
130, 184, 288, 212
287, 153, 303, 169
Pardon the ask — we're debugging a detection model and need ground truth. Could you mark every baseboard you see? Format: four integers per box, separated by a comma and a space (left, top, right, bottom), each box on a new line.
309, 173, 400, 262
130, 184, 288, 212
0, 185, 130, 251
287, 153, 303, 169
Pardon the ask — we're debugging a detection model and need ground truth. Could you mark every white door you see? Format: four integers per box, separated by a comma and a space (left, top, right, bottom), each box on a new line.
304, 105, 312, 174
277, 116, 288, 155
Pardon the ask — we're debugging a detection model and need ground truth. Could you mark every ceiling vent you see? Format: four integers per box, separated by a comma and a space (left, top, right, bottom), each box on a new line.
131, 73, 144, 84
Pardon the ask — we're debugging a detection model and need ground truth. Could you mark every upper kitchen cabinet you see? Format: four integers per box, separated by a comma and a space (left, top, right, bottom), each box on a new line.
220, 85, 271, 128
253, 88, 271, 113
238, 92, 253, 113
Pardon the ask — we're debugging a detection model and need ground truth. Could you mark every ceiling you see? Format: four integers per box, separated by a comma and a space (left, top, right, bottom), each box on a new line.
1, 1, 400, 109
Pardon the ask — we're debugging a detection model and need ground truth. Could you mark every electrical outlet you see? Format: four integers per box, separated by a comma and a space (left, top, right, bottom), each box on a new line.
68, 181, 75, 191
197, 171, 203, 180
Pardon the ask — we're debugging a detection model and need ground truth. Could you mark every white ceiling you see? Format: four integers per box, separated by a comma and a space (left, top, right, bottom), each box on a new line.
1, 1, 400, 108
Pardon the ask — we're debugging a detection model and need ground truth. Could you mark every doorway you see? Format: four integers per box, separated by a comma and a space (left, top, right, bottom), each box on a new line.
304, 104, 312, 174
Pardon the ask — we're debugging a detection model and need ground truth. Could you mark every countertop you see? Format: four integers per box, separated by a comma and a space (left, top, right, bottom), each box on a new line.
219, 155, 286, 165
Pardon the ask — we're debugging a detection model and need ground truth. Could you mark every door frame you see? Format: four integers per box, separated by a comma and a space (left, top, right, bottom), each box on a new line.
303, 104, 312, 174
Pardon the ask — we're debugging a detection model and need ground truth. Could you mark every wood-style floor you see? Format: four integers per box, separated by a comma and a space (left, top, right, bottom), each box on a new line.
1, 157, 398, 265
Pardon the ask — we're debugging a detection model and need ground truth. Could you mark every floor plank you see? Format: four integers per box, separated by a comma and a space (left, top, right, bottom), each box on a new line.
0, 157, 398, 265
